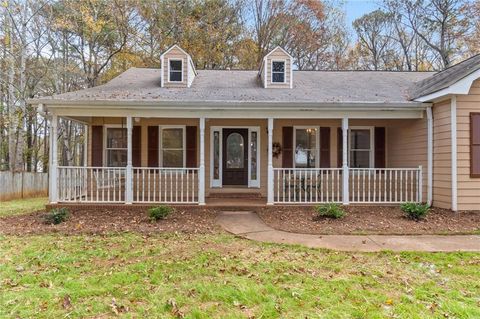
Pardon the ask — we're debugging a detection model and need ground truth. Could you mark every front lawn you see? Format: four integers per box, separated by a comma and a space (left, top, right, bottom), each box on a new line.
1, 233, 479, 318
0, 197, 47, 217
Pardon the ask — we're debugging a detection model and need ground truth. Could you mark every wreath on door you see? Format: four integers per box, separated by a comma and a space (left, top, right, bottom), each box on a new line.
272, 142, 282, 158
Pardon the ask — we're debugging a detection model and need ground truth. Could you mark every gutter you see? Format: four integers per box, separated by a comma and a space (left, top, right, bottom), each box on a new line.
28, 99, 431, 111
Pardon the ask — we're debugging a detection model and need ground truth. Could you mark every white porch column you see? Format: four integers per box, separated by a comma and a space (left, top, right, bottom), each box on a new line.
49, 114, 58, 203
83, 124, 88, 166
126, 116, 133, 204
198, 117, 206, 205
342, 117, 349, 205
426, 106, 433, 206
451, 96, 458, 211
267, 118, 274, 205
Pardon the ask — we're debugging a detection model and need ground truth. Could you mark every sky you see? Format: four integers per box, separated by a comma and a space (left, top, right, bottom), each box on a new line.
343, 0, 381, 33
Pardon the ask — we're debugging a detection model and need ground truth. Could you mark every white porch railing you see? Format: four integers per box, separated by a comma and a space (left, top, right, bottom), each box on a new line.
349, 167, 422, 203
274, 168, 343, 204
133, 167, 199, 203
57, 166, 199, 204
57, 166, 126, 203
273, 167, 422, 204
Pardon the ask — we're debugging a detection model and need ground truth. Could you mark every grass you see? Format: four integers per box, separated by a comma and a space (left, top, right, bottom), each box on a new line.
0, 197, 47, 217
1, 233, 479, 318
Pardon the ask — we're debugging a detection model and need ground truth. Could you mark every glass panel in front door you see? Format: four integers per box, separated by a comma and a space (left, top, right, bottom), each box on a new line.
226, 133, 244, 169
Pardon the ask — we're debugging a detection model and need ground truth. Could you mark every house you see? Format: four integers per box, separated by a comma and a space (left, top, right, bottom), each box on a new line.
30, 45, 480, 211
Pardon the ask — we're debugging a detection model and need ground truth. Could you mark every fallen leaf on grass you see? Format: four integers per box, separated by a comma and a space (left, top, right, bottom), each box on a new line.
62, 295, 72, 309
111, 298, 128, 314
167, 298, 185, 318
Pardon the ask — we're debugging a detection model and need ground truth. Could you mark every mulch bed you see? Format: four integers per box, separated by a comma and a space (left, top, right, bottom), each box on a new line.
2, 205, 479, 236
257, 206, 480, 235
0, 207, 221, 235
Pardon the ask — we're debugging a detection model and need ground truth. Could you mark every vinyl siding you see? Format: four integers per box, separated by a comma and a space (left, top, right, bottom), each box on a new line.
162, 47, 189, 88
432, 100, 452, 209
265, 48, 291, 88
386, 117, 428, 201
456, 79, 480, 211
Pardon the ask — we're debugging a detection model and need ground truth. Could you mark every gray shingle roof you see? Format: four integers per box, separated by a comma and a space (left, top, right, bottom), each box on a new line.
410, 54, 480, 99
33, 68, 434, 106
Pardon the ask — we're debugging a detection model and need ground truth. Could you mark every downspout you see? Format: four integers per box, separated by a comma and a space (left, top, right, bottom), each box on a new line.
426, 106, 433, 206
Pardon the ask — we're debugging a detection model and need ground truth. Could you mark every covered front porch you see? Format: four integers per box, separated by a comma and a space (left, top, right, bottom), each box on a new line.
46, 105, 432, 206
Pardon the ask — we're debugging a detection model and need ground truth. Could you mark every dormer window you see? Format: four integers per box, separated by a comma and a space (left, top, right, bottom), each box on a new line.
272, 61, 285, 83
169, 59, 183, 82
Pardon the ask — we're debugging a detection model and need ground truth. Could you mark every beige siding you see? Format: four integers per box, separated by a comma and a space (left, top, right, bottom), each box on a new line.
265, 48, 291, 88
432, 100, 452, 209
386, 118, 428, 201
162, 47, 189, 88
456, 79, 480, 211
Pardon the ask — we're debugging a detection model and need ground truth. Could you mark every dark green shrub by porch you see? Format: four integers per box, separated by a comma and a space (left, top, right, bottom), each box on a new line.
401, 202, 430, 220
148, 205, 173, 221
44, 207, 70, 225
315, 203, 346, 219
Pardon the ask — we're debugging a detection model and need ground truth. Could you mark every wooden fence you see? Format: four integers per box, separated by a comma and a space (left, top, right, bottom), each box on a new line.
0, 171, 48, 201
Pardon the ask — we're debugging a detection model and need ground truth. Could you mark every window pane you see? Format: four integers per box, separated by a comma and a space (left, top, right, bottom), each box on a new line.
350, 150, 370, 168
351, 129, 370, 149
163, 150, 183, 167
226, 133, 244, 169
296, 128, 316, 149
251, 131, 257, 180
107, 128, 127, 148
213, 131, 220, 179
272, 72, 284, 83
295, 150, 316, 168
273, 61, 285, 72
295, 128, 317, 168
107, 150, 127, 167
170, 60, 182, 71
162, 128, 183, 148
169, 71, 182, 82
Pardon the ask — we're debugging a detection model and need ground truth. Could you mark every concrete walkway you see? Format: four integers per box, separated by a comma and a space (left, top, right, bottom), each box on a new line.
216, 211, 480, 252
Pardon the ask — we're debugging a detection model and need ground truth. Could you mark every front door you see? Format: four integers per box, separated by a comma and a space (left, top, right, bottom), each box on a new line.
222, 128, 248, 186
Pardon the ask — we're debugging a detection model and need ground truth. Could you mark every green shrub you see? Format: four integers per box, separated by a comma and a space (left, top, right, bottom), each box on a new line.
148, 205, 173, 221
44, 207, 70, 225
315, 203, 346, 219
401, 202, 430, 221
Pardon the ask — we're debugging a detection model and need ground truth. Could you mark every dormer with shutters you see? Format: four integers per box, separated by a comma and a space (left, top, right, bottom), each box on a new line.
259, 46, 293, 89
160, 45, 197, 88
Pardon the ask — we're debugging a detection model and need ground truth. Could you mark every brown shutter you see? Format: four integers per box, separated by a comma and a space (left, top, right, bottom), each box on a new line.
91, 126, 103, 166
132, 126, 141, 167
282, 126, 293, 168
148, 126, 159, 167
320, 127, 330, 168
374, 127, 386, 168
337, 128, 343, 168
471, 113, 480, 177
186, 126, 197, 168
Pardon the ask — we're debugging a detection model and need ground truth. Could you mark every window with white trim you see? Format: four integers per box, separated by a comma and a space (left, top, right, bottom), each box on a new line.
106, 128, 127, 167
169, 59, 182, 82
272, 61, 285, 83
294, 127, 317, 168
349, 128, 373, 168
160, 127, 185, 167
